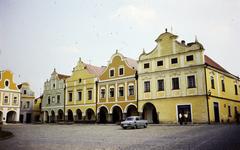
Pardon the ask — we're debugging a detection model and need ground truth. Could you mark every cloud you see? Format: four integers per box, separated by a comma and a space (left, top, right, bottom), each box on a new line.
111, 4, 158, 26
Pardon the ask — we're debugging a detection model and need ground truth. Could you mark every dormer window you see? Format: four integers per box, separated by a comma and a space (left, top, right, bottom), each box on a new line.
53, 84, 55, 89
79, 78, 82, 83
171, 58, 178, 64
110, 69, 115, 77
4, 96, 8, 103
144, 63, 150, 69
186, 55, 194, 61
24, 90, 27, 94
119, 67, 124, 76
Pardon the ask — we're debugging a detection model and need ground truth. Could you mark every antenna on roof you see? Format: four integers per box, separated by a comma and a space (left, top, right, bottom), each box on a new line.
165, 28, 168, 32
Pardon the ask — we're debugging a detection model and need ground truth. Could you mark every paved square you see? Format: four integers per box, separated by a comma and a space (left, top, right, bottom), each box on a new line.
1, 124, 240, 150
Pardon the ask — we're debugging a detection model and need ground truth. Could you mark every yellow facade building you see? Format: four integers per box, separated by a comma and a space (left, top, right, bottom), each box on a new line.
0, 70, 21, 124
65, 58, 105, 122
138, 30, 240, 124
97, 51, 138, 123
32, 95, 42, 123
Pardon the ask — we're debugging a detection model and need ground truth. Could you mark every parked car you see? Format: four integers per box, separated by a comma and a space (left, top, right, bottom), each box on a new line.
121, 116, 148, 129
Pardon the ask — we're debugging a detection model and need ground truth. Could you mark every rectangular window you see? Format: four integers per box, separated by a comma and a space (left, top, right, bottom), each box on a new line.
119, 68, 124, 75
68, 93, 72, 101
52, 96, 55, 103
228, 105, 232, 117
144, 81, 150, 92
57, 95, 60, 103
101, 89, 105, 98
187, 76, 196, 88
186, 55, 194, 61
4, 96, 8, 103
78, 91, 82, 101
48, 96, 50, 104
110, 69, 114, 77
119, 87, 124, 97
110, 88, 114, 97
13, 97, 17, 104
172, 78, 180, 90
211, 77, 215, 89
24, 90, 27, 94
88, 90, 92, 100
157, 79, 164, 91
27, 101, 30, 108
128, 85, 134, 96
171, 58, 178, 64
144, 63, 150, 69
221, 80, 225, 92
157, 60, 163, 66
235, 85, 238, 95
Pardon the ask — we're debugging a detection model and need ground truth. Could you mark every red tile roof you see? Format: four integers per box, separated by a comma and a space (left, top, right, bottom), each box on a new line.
205, 55, 229, 74
84, 63, 106, 77
58, 74, 70, 80
125, 57, 138, 69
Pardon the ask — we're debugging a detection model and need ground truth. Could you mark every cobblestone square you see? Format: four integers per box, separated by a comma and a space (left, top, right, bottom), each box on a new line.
1, 124, 240, 150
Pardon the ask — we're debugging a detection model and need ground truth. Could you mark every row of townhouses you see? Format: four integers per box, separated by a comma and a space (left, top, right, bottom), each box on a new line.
1, 30, 240, 124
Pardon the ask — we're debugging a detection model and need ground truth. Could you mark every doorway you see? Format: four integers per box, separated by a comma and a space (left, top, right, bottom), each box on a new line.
213, 102, 220, 123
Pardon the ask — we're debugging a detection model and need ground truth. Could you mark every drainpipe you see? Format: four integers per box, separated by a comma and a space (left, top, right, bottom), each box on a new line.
204, 65, 211, 124
95, 80, 98, 123
63, 81, 66, 123
135, 71, 139, 116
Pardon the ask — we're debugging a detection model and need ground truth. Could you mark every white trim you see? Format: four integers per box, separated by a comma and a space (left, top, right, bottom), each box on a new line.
109, 104, 123, 114
42, 106, 64, 109
175, 103, 193, 124
97, 105, 109, 113
124, 103, 137, 113
66, 104, 96, 107
109, 68, 115, 78
98, 75, 135, 83
118, 66, 125, 76
97, 100, 137, 105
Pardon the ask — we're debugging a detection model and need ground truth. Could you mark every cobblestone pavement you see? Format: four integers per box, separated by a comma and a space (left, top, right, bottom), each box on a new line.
0, 124, 240, 150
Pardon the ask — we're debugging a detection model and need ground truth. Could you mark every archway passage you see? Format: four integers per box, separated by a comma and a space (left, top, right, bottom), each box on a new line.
67, 110, 74, 122
142, 103, 159, 124
6, 111, 16, 123
0, 111, 3, 122
126, 105, 138, 117
99, 107, 108, 123
51, 111, 55, 123
76, 109, 82, 121
86, 109, 95, 121
44, 111, 49, 123
57, 109, 64, 121
112, 106, 122, 123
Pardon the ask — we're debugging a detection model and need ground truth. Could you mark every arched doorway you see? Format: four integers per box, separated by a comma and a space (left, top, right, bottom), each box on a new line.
57, 109, 64, 121
67, 109, 74, 122
6, 111, 16, 123
112, 106, 122, 123
99, 107, 108, 123
86, 109, 95, 121
76, 109, 82, 121
0, 111, 3, 122
126, 105, 138, 117
50, 111, 55, 123
142, 103, 159, 124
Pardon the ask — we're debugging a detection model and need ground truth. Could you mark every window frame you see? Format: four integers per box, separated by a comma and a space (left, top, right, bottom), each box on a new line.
186, 55, 194, 62
157, 79, 164, 91
172, 77, 180, 90
187, 75, 196, 88
171, 58, 178, 64
144, 81, 151, 93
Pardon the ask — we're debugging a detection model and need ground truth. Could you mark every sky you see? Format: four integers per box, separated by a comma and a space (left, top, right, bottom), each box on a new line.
0, 0, 239, 97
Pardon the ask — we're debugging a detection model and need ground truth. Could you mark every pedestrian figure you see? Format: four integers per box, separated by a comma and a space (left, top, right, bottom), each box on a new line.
179, 113, 183, 125
184, 111, 188, 125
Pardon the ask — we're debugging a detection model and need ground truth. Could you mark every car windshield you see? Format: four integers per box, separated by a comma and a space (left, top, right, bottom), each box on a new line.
126, 117, 133, 121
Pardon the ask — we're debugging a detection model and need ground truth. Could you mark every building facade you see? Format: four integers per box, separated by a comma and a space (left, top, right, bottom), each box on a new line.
42, 69, 69, 123
32, 95, 42, 123
97, 51, 138, 123
65, 58, 104, 122
18, 82, 35, 123
0, 70, 21, 124
138, 30, 240, 124
205, 56, 240, 123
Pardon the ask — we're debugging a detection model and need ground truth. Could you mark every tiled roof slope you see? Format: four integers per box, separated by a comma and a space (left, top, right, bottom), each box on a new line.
84, 63, 106, 77
124, 57, 138, 69
58, 74, 70, 80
